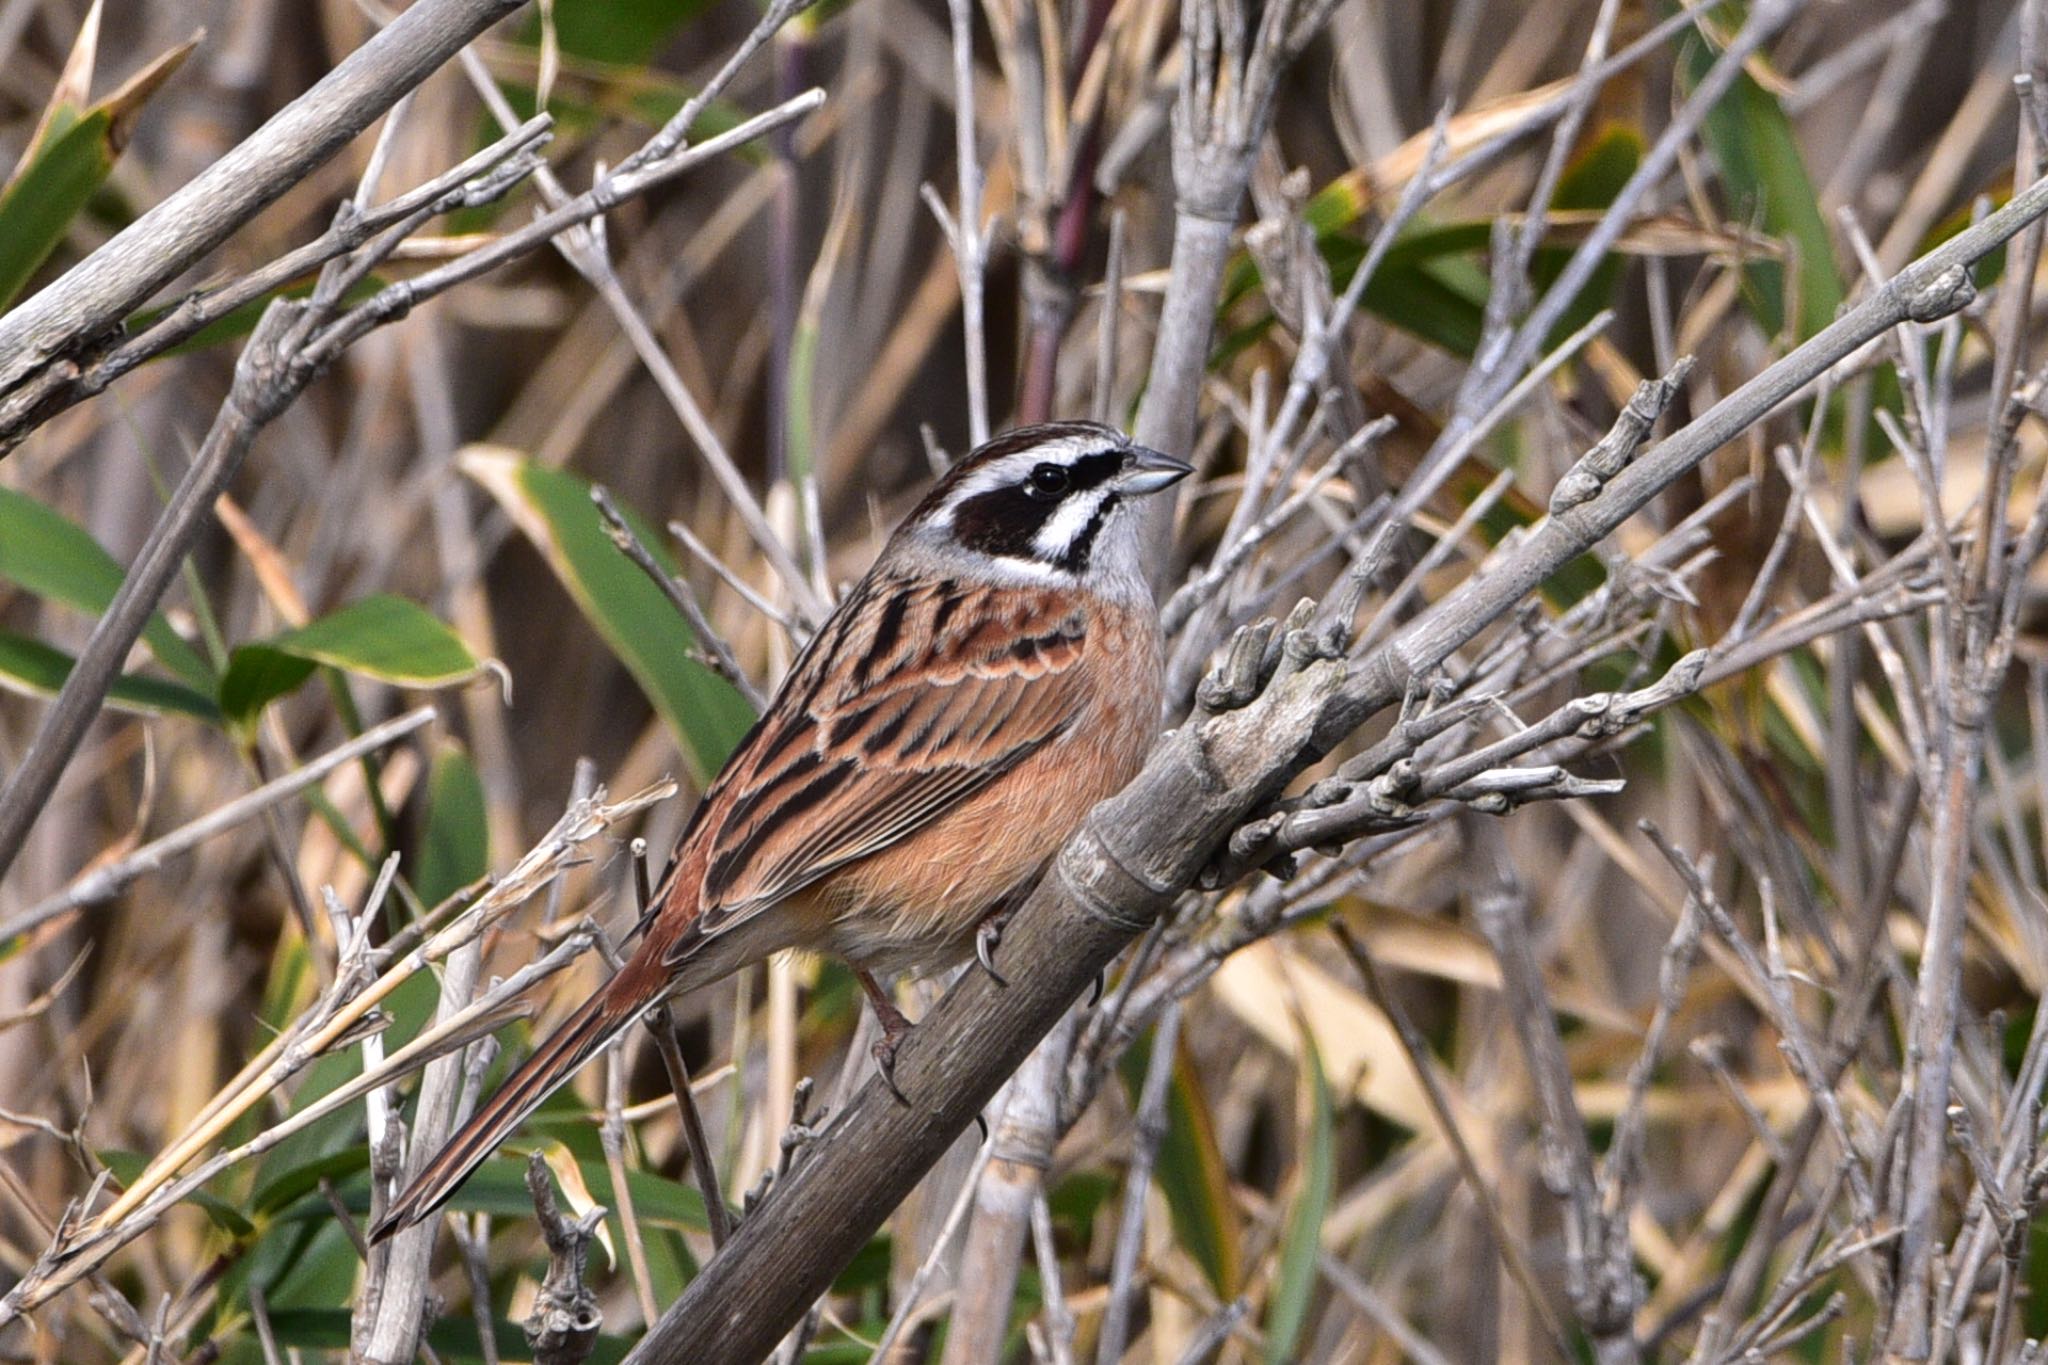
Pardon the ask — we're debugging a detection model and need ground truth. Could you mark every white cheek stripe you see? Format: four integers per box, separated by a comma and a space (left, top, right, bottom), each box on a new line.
1032, 488, 1108, 562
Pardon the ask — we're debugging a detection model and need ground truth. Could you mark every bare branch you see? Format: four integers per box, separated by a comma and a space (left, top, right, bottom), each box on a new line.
523, 1153, 605, 1365
0, 0, 532, 423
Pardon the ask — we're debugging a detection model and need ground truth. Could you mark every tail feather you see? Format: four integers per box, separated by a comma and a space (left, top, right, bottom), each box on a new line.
369, 989, 635, 1241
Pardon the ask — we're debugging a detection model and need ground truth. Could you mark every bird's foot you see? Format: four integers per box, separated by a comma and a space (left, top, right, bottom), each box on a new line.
856, 968, 915, 1106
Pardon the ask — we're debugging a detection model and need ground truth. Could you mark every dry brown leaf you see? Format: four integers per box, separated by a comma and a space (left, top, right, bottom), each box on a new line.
1211, 939, 1471, 1144
215, 493, 310, 627
539, 1137, 619, 1270
1341, 901, 1640, 1034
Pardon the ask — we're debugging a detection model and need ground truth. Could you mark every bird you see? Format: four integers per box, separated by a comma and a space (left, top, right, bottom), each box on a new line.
370, 420, 1190, 1240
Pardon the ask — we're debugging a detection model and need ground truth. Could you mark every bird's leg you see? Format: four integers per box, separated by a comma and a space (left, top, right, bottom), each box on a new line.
855, 968, 914, 1105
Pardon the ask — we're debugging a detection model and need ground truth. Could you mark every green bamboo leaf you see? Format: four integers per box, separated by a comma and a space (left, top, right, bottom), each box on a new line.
1222, 212, 1489, 354
248, 1222, 359, 1319
218, 594, 483, 728
1921, 181, 2014, 287
266, 594, 481, 683
463, 447, 756, 784
1215, 252, 1487, 367
243, 999, 444, 1216
1342, 126, 1638, 356
99, 1149, 255, 1237
1266, 1033, 1334, 1364
236, 975, 440, 1222
265, 1148, 709, 1234
472, 72, 751, 216
834, 1233, 894, 1294
0, 628, 218, 719
0, 30, 197, 312
801, 1346, 876, 1365
1048, 1169, 1118, 1239
418, 743, 489, 906
216, 648, 314, 728
472, 0, 744, 176
1122, 1028, 1244, 1298
0, 109, 111, 310
1533, 123, 1643, 343
252, 1306, 630, 1364
1162, 1047, 1243, 1297
204, 945, 440, 1341
1684, 13, 1840, 342
535, 0, 719, 67
0, 486, 214, 688
1682, 9, 1903, 456
567, 1149, 701, 1298
1355, 258, 1488, 357
1232, 126, 1644, 362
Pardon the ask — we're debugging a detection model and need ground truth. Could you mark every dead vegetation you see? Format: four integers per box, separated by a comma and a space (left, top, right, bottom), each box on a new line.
3, 1, 2048, 1362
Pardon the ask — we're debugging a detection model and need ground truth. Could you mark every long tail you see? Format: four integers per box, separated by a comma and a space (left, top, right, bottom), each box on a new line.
369, 987, 640, 1241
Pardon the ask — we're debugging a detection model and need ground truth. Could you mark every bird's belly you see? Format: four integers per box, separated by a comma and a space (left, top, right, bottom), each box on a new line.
811, 725, 1151, 978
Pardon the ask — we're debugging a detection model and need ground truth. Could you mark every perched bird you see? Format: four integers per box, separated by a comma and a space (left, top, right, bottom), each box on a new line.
371, 420, 1190, 1239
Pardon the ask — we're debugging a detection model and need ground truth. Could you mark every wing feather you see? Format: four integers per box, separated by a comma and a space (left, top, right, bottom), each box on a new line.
666, 578, 1091, 962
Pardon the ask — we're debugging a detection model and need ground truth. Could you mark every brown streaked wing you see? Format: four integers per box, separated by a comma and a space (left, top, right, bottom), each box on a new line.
666, 580, 1092, 961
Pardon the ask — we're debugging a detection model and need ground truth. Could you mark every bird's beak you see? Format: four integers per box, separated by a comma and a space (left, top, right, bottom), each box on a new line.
1118, 446, 1193, 496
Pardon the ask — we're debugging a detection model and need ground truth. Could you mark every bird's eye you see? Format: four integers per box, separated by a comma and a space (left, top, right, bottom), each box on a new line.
1025, 462, 1070, 499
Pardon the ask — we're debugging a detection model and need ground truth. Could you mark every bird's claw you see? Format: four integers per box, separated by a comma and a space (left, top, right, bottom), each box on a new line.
974, 916, 1010, 986
871, 1033, 911, 1106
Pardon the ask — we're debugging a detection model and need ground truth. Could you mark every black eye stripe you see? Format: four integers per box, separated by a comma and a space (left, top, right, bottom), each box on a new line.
949, 486, 1052, 562
905, 422, 1128, 524
1066, 450, 1122, 490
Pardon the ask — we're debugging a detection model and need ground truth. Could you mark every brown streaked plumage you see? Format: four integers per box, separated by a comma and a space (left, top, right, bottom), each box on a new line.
371, 421, 1188, 1240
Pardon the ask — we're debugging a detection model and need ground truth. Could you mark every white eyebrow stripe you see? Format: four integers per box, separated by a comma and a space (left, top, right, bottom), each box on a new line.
935, 462, 1026, 526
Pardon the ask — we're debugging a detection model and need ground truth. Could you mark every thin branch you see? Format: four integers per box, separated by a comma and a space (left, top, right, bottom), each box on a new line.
937, 0, 989, 445
1330, 924, 1572, 1358
1, 706, 435, 942
592, 487, 764, 710
0, 0, 532, 427
1096, 1001, 1181, 1365
865, 1131, 998, 1361
523, 1153, 605, 1365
